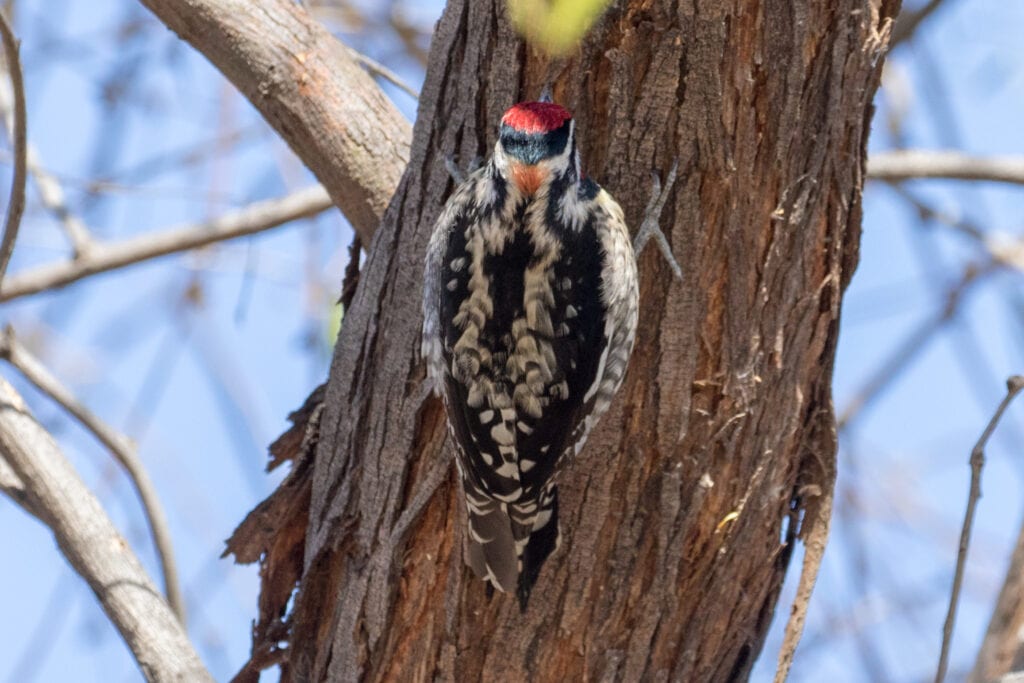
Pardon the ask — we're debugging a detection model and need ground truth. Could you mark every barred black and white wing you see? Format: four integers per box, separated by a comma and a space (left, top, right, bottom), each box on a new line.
423, 168, 489, 396
564, 182, 639, 460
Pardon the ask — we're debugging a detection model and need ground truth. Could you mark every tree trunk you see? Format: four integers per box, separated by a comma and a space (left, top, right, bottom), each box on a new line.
228, 1, 899, 680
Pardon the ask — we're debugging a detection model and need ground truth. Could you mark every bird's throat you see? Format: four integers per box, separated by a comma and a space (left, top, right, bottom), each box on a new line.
511, 163, 546, 196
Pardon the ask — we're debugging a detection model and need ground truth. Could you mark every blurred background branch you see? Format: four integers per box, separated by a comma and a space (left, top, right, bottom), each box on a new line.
136, 0, 411, 242
0, 8, 26, 284
0, 376, 211, 681
0, 184, 332, 301
869, 151, 1024, 186
937, 377, 1024, 683
0, 325, 185, 622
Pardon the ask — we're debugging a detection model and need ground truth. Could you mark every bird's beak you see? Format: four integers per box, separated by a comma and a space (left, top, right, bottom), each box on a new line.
510, 162, 547, 196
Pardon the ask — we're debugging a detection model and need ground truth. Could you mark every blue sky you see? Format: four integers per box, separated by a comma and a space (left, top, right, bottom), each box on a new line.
1, 1, 1022, 681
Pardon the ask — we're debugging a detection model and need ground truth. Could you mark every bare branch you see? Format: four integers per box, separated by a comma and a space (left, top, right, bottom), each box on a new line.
887, 185, 1024, 275
0, 376, 213, 681
936, 375, 1024, 683
348, 47, 420, 100
0, 326, 185, 622
25, 150, 94, 255
886, 184, 986, 242
0, 68, 94, 255
0, 8, 26, 285
0, 184, 332, 302
889, 0, 952, 47
869, 151, 1024, 186
137, 0, 411, 242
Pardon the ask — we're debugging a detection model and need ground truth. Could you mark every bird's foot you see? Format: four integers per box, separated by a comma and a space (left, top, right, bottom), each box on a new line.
633, 159, 683, 280
444, 154, 483, 185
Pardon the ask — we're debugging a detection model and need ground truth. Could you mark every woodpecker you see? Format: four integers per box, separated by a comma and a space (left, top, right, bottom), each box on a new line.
422, 98, 677, 607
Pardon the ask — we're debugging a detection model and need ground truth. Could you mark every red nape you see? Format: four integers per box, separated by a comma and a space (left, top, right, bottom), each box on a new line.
501, 102, 572, 134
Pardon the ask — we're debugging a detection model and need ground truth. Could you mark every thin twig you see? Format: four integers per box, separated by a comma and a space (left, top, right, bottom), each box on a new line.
0, 184, 333, 301
0, 376, 212, 681
389, 11, 430, 66
0, 64, 94, 255
348, 48, 419, 99
886, 184, 986, 242
25, 150, 94, 256
102, 125, 262, 186
936, 375, 1024, 683
0, 8, 26, 285
838, 262, 989, 430
869, 150, 1024, 186
0, 326, 185, 623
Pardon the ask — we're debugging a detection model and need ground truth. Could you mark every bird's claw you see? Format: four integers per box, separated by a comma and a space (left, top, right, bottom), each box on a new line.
445, 154, 483, 185
633, 159, 682, 280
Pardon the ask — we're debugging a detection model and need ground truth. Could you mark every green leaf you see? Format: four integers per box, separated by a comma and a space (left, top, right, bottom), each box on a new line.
327, 303, 343, 348
508, 0, 613, 56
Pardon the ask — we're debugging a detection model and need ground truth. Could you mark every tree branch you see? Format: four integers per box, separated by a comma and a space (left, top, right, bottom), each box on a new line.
0, 326, 185, 623
348, 47, 420, 100
869, 150, 1024, 185
26, 150, 95, 255
936, 375, 1024, 683
0, 184, 332, 301
0, 376, 212, 681
137, 0, 411, 243
0, 8, 26, 286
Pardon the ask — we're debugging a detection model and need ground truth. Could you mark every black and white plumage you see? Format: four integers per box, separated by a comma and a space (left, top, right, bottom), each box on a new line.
422, 100, 639, 606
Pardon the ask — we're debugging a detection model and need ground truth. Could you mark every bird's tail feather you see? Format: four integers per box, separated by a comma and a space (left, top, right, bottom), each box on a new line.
463, 480, 561, 610
464, 482, 519, 594
514, 485, 560, 610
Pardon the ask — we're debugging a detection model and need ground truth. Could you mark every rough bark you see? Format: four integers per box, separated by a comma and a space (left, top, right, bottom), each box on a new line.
228, 0, 899, 680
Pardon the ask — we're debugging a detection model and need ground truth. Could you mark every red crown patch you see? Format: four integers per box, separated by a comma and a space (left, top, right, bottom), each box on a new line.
501, 102, 572, 134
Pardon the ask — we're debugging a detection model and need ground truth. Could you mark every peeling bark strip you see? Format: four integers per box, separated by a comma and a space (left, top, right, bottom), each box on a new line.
226, 385, 323, 683
236, 1, 899, 680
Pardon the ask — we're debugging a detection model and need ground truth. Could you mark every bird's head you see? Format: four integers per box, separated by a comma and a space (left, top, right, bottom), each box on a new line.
496, 101, 578, 195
